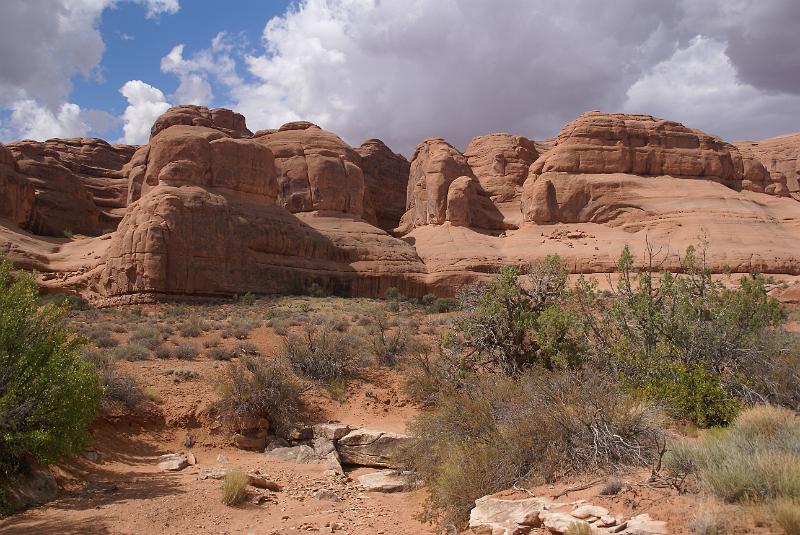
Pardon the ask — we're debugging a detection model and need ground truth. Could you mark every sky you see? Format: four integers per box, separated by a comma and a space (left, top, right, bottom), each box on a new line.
1, 0, 799, 156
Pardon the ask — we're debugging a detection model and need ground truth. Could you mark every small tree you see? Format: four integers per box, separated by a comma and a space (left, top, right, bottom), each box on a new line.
456, 256, 584, 374
0, 259, 101, 486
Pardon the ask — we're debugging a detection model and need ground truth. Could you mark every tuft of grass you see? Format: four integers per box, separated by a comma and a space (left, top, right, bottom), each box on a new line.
665, 405, 800, 504
688, 506, 722, 535
565, 522, 591, 535
153, 344, 173, 359
112, 343, 150, 361
178, 316, 206, 337
774, 498, 800, 535
221, 469, 249, 506
129, 324, 164, 349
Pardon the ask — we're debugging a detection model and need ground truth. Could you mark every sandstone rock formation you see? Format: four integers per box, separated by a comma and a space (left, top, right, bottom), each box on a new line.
399, 138, 508, 232
4, 138, 135, 236
150, 105, 251, 139
734, 133, 800, 199
0, 144, 35, 228
356, 138, 410, 230
464, 133, 538, 202
254, 122, 364, 217
3, 107, 800, 303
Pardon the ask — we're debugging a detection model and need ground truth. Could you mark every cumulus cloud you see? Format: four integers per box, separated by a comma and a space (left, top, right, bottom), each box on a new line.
119, 80, 171, 144
623, 36, 800, 141
0, 0, 179, 143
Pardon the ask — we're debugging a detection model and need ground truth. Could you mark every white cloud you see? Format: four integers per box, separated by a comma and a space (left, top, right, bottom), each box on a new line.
134, 0, 180, 19
119, 80, 171, 144
623, 36, 800, 140
7, 100, 89, 140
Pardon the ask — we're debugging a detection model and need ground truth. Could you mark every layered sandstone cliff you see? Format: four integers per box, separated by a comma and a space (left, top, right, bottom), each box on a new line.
2, 107, 800, 302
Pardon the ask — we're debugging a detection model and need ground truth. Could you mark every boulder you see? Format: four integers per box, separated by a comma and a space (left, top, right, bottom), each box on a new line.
337, 428, 410, 468
540, 511, 589, 534
620, 514, 667, 535
231, 432, 267, 451
157, 453, 189, 471
468, 495, 552, 535
312, 422, 351, 441
357, 470, 418, 493
357, 138, 410, 230
521, 175, 559, 224
266, 445, 318, 464
464, 133, 539, 202
254, 122, 365, 216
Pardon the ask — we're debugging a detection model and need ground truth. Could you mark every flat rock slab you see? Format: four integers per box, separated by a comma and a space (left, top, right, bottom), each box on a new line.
157, 453, 189, 472
337, 428, 409, 467
312, 423, 351, 441
468, 495, 553, 535
266, 445, 318, 464
357, 470, 417, 493
619, 514, 668, 535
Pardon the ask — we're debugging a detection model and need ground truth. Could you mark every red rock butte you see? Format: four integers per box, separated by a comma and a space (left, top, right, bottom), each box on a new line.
1, 106, 799, 305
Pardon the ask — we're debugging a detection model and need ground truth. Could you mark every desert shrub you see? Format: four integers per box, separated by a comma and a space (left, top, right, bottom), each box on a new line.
204, 336, 222, 348
38, 292, 90, 311
307, 282, 326, 298
384, 287, 403, 301
688, 507, 722, 535
402, 369, 664, 526
112, 343, 150, 361
664, 405, 800, 503
423, 294, 458, 314
267, 317, 291, 336
104, 372, 145, 407
455, 258, 585, 375
599, 478, 624, 496
404, 336, 475, 406
237, 292, 256, 306
153, 344, 173, 359
173, 343, 199, 360
216, 356, 302, 436
178, 316, 206, 337
0, 259, 102, 490
221, 469, 249, 506
93, 331, 118, 348
129, 324, 164, 349
222, 316, 260, 339
208, 347, 236, 361
281, 322, 363, 382
369, 314, 408, 366
774, 498, 800, 535
577, 242, 792, 426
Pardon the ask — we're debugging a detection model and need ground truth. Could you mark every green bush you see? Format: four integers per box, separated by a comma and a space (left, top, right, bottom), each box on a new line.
112, 343, 150, 361
577, 242, 792, 426
0, 259, 102, 492
455, 257, 584, 374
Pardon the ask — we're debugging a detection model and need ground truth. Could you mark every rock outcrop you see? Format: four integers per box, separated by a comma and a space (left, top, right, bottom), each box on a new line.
254, 122, 365, 217
3, 107, 800, 302
0, 144, 35, 228
356, 138, 410, 231
399, 138, 507, 232
464, 133, 538, 202
4, 138, 135, 236
150, 104, 251, 139
734, 133, 800, 199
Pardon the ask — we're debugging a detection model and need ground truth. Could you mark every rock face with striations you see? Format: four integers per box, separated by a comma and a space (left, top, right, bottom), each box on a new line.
356, 138, 410, 231
254, 122, 365, 217
4, 138, 136, 235
0, 144, 35, 228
